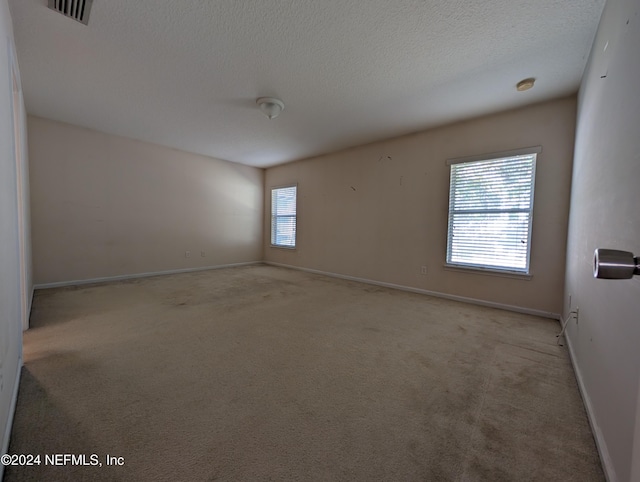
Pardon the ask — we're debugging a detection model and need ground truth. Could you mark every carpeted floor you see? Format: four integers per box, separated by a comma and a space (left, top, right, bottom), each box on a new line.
5, 265, 603, 481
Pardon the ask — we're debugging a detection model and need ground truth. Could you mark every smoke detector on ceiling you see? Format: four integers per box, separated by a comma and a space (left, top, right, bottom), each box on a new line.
48, 0, 94, 25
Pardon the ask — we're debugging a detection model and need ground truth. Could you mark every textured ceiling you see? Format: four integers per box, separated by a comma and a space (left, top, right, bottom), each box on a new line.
8, 0, 605, 168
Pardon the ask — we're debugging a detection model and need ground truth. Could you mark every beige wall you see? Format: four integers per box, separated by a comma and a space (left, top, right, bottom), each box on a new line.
29, 116, 264, 285
1, 0, 28, 466
564, 0, 640, 479
265, 96, 577, 316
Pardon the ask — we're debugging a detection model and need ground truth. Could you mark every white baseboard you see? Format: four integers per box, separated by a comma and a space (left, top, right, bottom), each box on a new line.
565, 333, 616, 482
1, 356, 22, 482
265, 261, 560, 320
34, 261, 560, 320
33, 261, 262, 290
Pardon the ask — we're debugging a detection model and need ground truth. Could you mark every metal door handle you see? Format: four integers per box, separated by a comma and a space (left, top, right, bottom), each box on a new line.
594, 249, 640, 279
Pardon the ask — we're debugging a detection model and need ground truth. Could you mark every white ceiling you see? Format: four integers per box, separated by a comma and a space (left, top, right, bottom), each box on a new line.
8, 0, 605, 168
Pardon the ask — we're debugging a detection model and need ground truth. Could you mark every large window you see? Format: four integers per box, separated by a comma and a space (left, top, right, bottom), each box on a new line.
446, 148, 538, 274
271, 185, 297, 248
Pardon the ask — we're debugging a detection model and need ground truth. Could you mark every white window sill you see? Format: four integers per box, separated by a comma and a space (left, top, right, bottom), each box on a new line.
444, 264, 532, 280
270, 245, 296, 250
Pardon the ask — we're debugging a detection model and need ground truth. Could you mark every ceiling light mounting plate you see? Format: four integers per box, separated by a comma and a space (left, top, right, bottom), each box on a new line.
516, 78, 536, 92
257, 97, 285, 120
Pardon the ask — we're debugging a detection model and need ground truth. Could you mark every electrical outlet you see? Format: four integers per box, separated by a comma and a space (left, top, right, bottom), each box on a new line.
421, 266, 427, 275
185, 251, 191, 258
201, 251, 206, 257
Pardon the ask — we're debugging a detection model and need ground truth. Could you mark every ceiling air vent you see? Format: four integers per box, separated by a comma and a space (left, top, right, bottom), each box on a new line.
47, 0, 93, 25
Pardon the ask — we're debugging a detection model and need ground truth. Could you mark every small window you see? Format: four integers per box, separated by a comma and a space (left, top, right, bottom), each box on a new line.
271, 185, 297, 248
446, 149, 537, 274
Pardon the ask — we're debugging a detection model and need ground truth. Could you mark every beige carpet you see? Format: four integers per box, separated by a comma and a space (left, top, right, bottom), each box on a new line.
5, 265, 602, 481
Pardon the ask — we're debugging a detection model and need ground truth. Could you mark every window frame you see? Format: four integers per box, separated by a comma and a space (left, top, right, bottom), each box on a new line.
270, 184, 298, 249
444, 146, 541, 276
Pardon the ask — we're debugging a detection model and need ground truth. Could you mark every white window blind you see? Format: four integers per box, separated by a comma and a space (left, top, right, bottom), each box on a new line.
446, 152, 537, 273
271, 186, 297, 248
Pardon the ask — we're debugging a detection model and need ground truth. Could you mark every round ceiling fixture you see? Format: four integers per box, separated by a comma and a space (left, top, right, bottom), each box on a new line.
256, 97, 285, 119
516, 78, 536, 92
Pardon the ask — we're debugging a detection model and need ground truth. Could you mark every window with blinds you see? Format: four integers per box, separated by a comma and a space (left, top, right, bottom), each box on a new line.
446, 151, 537, 273
271, 185, 297, 248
